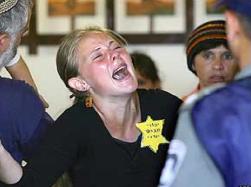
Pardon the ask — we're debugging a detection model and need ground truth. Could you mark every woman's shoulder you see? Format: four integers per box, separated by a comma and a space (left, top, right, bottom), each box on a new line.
137, 89, 182, 119
56, 102, 97, 125
138, 88, 182, 104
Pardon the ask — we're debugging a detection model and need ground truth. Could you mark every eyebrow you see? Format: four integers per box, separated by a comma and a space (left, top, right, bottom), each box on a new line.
108, 40, 114, 47
91, 47, 101, 55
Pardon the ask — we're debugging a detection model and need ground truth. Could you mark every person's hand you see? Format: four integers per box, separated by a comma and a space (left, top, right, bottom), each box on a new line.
0, 140, 23, 184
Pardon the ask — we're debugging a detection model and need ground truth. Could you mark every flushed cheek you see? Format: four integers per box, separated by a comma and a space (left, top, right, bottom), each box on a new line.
89, 66, 106, 77
224, 64, 236, 75
93, 66, 111, 82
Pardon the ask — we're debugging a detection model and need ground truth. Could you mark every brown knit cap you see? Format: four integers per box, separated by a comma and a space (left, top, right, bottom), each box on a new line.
0, 0, 18, 14
186, 20, 227, 75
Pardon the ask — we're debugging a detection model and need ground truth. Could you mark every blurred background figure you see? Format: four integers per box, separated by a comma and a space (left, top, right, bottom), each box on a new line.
159, 2, 251, 187
131, 52, 161, 89
0, 0, 53, 183
183, 20, 239, 100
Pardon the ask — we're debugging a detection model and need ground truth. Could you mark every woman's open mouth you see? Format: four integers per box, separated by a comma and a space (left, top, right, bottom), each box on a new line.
112, 64, 129, 80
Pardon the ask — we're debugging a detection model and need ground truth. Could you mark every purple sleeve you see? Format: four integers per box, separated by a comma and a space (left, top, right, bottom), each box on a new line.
14, 82, 53, 160
192, 86, 251, 187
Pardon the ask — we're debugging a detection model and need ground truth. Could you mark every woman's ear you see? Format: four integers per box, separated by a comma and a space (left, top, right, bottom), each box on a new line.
0, 33, 10, 53
68, 77, 90, 92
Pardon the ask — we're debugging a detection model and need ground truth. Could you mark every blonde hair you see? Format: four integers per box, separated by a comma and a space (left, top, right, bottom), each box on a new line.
56, 26, 127, 98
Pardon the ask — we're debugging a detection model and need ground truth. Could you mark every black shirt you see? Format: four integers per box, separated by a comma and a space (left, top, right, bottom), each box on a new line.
8, 89, 181, 187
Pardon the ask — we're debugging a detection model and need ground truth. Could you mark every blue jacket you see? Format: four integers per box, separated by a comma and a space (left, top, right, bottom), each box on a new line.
192, 75, 251, 187
159, 65, 251, 187
0, 77, 53, 162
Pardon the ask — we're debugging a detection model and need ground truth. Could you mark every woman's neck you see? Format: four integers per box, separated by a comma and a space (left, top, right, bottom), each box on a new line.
93, 92, 141, 142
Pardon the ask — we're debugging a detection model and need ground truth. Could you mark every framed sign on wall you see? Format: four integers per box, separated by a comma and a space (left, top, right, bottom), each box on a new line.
114, 0, 185, 34
37, 0, 106, 34
22, 0, 195, 54
193, 0, 224, 27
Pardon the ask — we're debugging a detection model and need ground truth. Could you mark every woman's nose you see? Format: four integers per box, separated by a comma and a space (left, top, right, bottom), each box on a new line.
111, 51, 119, 62
213, 58, 224, 70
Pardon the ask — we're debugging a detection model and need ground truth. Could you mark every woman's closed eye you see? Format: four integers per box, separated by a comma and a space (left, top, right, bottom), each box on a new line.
92, 53, 104, 61
114, 46, 122, 50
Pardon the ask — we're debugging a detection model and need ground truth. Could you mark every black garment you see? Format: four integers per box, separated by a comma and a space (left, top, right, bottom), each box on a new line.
7, 89, 181, 187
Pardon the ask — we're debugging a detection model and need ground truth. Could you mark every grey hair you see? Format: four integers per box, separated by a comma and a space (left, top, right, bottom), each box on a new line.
0, 0, 33, 35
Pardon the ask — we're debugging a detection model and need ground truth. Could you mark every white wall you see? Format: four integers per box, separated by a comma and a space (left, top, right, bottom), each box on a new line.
1, 45, 198, 119
128, 44, 198, 96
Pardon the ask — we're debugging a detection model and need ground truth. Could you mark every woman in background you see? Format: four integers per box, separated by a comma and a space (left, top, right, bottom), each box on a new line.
131, 52, 161, 89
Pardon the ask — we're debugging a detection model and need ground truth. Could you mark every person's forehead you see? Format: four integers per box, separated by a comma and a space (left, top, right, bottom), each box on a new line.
77, 32, 115, 55
0, 0, 18, 15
